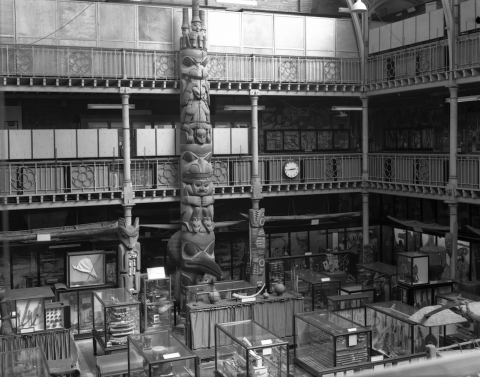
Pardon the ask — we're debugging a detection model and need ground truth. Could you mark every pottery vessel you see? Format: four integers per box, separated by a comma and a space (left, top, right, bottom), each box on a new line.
274, 283, 285, 297
208, 287, 221, 304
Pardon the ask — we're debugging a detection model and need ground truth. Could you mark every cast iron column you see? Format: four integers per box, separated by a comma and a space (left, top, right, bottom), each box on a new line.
449, 85, 458, 187
120, 87, 134, 226
361, 95, 369, 251
449, 202, 458, 279
250, 90, 261, 210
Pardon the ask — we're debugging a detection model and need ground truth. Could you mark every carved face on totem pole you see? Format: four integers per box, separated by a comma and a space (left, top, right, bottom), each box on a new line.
118, 217, 139, 249
249, 208, 266, 228
173, 1, 221, 290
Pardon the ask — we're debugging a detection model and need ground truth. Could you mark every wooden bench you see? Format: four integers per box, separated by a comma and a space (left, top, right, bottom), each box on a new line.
96, 352, 144, 377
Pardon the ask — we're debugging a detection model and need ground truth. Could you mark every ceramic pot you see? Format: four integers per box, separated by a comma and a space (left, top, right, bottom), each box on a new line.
208, 287, 221, 304
274, 283, 285, 297
263, 292, 270, 299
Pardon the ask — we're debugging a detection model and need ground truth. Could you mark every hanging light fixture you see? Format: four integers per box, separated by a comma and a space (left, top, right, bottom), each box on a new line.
351, 0, 367, 14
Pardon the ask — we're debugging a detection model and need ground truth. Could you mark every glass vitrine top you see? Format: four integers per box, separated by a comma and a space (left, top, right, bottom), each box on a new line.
1, 347, 50, 376
93, 287, 139, 306
217, 320, 286, 348
296, 310, 369, 335
437, 291, 480, 303
398, 252, 426, 259
327, 293, 370, 302
366, 301, 418, 322
357, 262, 397, 276
287, 270, 334, 284
186, 280, 254, 294
130, 331, 194, 363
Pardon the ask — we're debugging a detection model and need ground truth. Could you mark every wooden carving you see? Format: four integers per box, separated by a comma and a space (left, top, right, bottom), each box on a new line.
117, 217, 141, 294
170, 0, 222, 302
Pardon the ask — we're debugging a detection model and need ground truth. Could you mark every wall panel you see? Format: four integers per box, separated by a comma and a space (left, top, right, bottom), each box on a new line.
156, 129, 176, 156
98, 129, 119, 157
429, 8, 444, 39
58, 1, 97, 42
379, 25, 391, 52
336, 19, 358, 56
460, 0, 476, 32
54, 130, 76, 159
32, 130, 54, 159
77, 130, 98, 158
391, 21, 403, 49
243, 13, 273, 54
208, 10, 241, 52
99, 3, 135, 43
369, 27, 380, 54
9, 130, 32, 159
404, 17, 416, 45
138, 6, 173, 48
16, 0, 56, 40
416, 13, 430, 43
306, 18, 335, 57
136, 129, 156, 156
274, 15, 304, 55
0, 0, 15, 37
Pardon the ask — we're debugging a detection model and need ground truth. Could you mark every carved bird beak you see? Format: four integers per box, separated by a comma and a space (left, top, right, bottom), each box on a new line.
184, 250, 222, 279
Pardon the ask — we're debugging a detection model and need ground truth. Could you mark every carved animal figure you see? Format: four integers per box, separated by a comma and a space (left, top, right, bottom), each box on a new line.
117, 217, 141, 294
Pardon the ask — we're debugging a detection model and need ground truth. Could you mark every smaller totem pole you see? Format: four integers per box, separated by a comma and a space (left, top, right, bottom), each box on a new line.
117, 217, 141, 294
249, 208, 266, 280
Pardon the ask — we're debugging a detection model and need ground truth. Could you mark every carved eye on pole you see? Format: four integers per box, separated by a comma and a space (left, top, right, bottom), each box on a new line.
182, 56, 196, 67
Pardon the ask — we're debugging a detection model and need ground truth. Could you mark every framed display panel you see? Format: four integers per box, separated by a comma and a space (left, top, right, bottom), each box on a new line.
0, 347, 51, 377
66, 250, 116, 288
436, 291, 480, 343
396, 280, 454, 308
294, 310, 372, 372
357, 262, 399, 302
44, 301, 71, 330
128, 331, 197, 377
183, 280, 256, 304
285, 270, 341, 311
264, 129, 350, 152
92, 288, 140, 352
215, 320, 289, 377
397, 252, 429, 286
327, 293, 370, 326
340, 284, 375, 303
365, 301, 440, 357
139, 274, 172, 333
384, 127, 433, 150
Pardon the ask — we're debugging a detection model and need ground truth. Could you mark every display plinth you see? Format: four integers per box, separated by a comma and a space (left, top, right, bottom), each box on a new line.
183, 281, 256, 304
357, 262, 399, 302
128, 331, 197, 377
397, 252, 429, 286
294, 310, 372, 373
215, 320, 289, 377
0, 347, 50, 377
139, 274, 172, 333
92, 287, 140, 355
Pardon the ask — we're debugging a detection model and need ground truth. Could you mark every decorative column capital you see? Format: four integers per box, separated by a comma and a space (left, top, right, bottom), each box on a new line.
119, 87, 132, 95
250, 89, 260, 97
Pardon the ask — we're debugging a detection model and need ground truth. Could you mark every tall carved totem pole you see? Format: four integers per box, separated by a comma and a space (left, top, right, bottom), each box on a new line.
171, 0, 222, 302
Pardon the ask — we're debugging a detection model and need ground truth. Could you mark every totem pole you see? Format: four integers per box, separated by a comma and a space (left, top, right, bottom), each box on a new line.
169, 0, 222, 303
249, 208, 266, 283
117, 217, 142, 294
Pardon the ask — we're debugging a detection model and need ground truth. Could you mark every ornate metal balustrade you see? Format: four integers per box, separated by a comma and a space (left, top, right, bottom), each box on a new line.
456, 32, 480, 72
367, 39, 448, 87
0, 44, 361, 85
0, 154, 362, 206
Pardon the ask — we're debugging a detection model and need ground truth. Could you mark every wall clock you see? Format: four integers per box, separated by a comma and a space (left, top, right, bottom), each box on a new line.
283, 160, 299, 179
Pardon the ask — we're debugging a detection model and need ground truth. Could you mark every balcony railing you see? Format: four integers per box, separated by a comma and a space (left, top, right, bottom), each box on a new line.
367, 39, 448, 85
368, 153, 450, 187
0, 44, 362, 85
0, 154, 362, 197
458, 155, 480, 190
457, 32, 480, 70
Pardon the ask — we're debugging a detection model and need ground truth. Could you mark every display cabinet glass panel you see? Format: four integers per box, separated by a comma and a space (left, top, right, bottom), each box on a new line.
365, 301, 440, 357
357, 262, 399, 302
128, 331, 197, 377
44, 301, 70, 330
215, 320, 289, 377
92, 287, 140, 351
79, 290, 95, 335
321, 271, 347, 285
266, 260, 285, 294
397, 252, 429, 286
66, 251, 116, 288
396, 280, 454, 307
294, 310, 371, 373
327, 294, 370, 326
340, 284, 375, 303
285, 270, 340, 311
436, 291, 480, 343
1, 347, 50, 377
39, 249, 65, 286
59, 291, 79, 335
184, 281, 256, 304
139, 275, 172, 333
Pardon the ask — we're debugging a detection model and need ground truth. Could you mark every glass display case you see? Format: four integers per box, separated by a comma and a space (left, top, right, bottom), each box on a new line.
184, 281, 256, 304
357, 262, 399, 302
419, 245, 447, 281
128, 331, 197, 377
92, 287, 140, 351
139, 274, 172, 333
215, 320, 289, 377
327, 294, 370, 326
66, 250, 116, 288
397, 252, 429, 286
321, 271, 347, 285
4, 287, 55, 333
0, 347, 50, 377
44, 301, 71, 330
285, 270, 340, 311
340, 284, 375, 303
365, 301, 440, 357
397, 280, 454, 308
266, 260, 285, 294
436, 291, 480, 344
294, 310, 372, 373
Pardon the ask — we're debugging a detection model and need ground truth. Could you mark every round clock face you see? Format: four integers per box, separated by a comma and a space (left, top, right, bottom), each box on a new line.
283, 161, 299, 179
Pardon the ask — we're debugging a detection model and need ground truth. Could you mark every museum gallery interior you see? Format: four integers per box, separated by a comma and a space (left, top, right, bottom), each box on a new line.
4, 0, 480, 376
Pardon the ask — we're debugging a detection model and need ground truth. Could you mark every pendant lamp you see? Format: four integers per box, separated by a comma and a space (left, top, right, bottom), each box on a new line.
351, 0, 367, 13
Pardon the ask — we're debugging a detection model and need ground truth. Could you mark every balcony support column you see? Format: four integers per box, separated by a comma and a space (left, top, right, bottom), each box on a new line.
250, 90, 261, 210
361, 95, 369, 181
449, 85, 458, 189
448, 202, 458, 280
362, 192, 369, 250
120, 87, 134, 226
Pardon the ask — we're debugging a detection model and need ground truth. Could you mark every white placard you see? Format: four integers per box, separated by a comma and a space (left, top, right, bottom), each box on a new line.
240, 297, 256, 303
305, 252, 312, 256
147, 267, 165, 280
163, 352, 181, 359
262, 348, 272, 356
348, 334, 357, 346
347, 328, 357, 332
321, 278, 331, 282
371, 355, 384, 362
311, 219, 319, 225
37, 234, 51, 241
261, 339, 273, 345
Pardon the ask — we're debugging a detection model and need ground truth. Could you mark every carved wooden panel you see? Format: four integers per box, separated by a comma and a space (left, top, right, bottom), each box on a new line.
208, 10, 241, 52
0, 0, 15, 37
274, 15, 304, 56
306, 17, 335, 57
15, 0, 56, 39
58, 1, 97, 41
243, 12, 273, 54
138, 6, 172, 45
336, 19, 358, 57
99, 3, 135, 42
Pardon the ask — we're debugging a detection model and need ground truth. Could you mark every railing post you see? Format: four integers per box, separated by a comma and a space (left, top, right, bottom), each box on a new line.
122, 49, 127, 80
